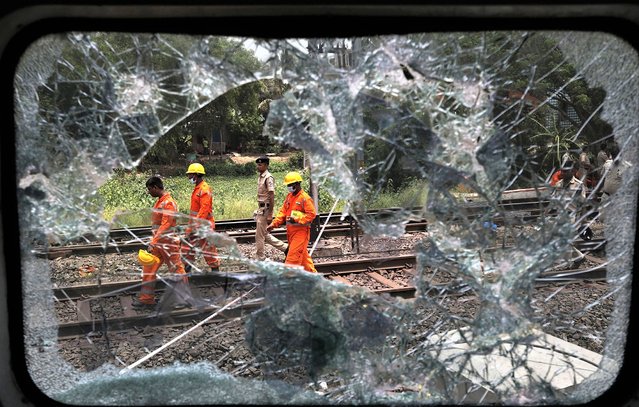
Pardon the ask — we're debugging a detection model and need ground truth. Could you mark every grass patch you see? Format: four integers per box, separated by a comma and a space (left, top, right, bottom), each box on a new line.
98, 169, 429, 227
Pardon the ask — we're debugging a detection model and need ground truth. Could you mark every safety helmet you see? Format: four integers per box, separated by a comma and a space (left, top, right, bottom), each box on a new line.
283, 171, 303, 185
137, 249, 160, 266
186, 163, 206, 175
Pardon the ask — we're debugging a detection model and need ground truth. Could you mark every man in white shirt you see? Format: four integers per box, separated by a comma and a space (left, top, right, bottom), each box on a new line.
599, 143, 631, 224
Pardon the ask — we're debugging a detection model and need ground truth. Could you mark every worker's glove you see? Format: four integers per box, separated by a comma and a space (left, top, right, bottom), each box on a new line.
266, 224, 274, 232
147, 244, 155, 253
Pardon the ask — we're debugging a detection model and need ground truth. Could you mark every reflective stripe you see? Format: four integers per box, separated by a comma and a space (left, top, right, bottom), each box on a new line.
286, 220, 310, 226
190, 210, 212, 219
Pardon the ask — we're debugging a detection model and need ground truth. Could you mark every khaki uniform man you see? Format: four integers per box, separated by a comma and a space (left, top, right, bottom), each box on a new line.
255, 156, 288, 260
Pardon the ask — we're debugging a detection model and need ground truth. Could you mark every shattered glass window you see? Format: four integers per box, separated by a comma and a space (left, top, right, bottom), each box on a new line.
15, 31, 637, 404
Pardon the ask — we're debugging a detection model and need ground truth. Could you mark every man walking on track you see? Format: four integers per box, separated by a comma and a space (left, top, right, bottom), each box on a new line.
133, 176, 188, 309
181, 163, 221, 273
255, 156, 288, 261
267, 171, 317, 273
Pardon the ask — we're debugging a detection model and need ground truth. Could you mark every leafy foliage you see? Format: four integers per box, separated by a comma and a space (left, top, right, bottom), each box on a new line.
491, 33, 612, 180
145, 78, 291, 164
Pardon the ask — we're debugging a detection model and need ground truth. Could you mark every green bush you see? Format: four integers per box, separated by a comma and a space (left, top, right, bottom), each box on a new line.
288, 151, 304, 168
203, 160, 255, 177
268, 160, 292, 173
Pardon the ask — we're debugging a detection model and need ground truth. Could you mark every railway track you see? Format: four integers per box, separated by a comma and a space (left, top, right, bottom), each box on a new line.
99, 196, 557, 241
49, 192, 606, 339
39, 204, 588, 260
41, 218, 606, 259
55, 252, 607, 339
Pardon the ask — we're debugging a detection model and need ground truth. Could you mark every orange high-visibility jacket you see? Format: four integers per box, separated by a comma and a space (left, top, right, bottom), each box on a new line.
187, 180, 215, 234
150, 192, 178, 246
271, 189, 316, 229
550, 170, 562, 186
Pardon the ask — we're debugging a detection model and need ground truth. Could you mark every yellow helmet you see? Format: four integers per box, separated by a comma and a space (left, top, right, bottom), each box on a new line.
137, 249, 160, 266
283, 171, 303, 185
186, 163, 206, 175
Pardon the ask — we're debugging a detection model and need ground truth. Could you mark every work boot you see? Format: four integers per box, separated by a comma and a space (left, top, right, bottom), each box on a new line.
210, 267, 220, 273
283, 245, 289, 260
580, 227, 593, 241
184, 264, 192, 274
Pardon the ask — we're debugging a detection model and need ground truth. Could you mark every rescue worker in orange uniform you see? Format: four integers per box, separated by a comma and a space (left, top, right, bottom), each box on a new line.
267, 171, 317, 273
133, 176, 188, 309
181, 163, 221, 273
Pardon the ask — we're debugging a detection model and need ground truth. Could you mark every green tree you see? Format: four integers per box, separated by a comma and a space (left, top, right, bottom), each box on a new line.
490, 33, 612, 179
147, 78, 290, 164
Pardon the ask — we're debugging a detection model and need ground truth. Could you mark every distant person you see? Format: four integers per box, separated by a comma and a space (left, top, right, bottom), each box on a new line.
549, 169, 563, 186
254, 156, 288, 261
601, 143, 629, 197
554, 161, 585, 197
181, 163, 221, 273
552, 161, 589, 264
596, 142, 609, 178
549, 160, 578, 186
599, 143, 630, 225
267, 171, 317, 273
133, 176, 188, 309
578, 148, 596, 188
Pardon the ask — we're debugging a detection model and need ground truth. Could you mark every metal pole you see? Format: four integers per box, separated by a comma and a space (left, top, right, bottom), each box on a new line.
310, 199, 339, 256
305, 152, 321, 243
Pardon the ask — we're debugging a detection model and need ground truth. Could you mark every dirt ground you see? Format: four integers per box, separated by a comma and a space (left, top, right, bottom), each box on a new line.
227, 152, 294, 165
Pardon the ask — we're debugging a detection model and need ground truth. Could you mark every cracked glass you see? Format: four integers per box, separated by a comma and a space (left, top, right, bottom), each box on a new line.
15, 32, 638, 404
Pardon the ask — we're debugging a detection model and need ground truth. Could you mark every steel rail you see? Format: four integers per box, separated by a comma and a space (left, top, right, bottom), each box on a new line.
102, 197, 553, 240
53, 249, 606, 302
41, 223, 605, 259
55, 249, 608, 339
56, 263, 607, 339
52, 255, 417, 300
39, 222, 429, 258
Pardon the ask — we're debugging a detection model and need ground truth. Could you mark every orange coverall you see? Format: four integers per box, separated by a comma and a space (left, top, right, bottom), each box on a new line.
181, 180, 221, 269
140, 192, 187, 304
270, 189, 317, 273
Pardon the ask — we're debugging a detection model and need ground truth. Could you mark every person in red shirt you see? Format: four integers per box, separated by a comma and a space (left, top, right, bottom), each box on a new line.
550, 169, 563, 186
267, 171, 317, 273
133, 176, 188, 308
181, 163, 221, 273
